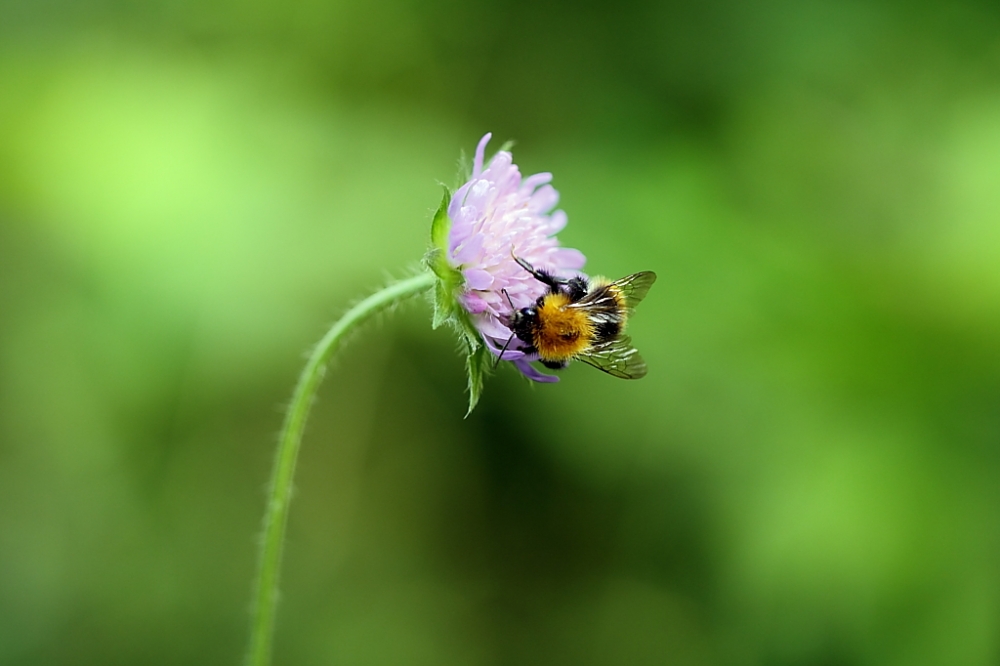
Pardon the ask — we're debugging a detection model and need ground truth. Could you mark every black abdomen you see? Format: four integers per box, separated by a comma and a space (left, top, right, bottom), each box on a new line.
595, 319, 621, 343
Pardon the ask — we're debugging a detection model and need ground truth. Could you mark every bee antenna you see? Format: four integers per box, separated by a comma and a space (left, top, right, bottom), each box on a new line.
501, 288, 515, 311
494, 333, 516, 370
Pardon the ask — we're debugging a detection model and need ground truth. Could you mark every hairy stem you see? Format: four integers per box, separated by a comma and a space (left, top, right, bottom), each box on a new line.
246, 271, 435, 666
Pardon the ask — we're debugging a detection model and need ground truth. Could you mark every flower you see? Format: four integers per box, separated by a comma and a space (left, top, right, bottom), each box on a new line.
441, 133, 587, 383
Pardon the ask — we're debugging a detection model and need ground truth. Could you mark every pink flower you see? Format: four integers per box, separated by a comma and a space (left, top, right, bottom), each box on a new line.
445, 133, 587, 382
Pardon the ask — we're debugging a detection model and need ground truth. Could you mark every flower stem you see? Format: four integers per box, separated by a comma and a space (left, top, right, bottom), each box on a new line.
246, 271, 435, 666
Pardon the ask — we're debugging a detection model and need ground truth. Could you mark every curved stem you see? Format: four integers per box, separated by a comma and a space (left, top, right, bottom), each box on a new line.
246, 271, 435, 666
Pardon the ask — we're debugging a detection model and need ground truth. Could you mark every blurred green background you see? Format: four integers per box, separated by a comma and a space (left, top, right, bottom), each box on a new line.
2, 0, 999, 664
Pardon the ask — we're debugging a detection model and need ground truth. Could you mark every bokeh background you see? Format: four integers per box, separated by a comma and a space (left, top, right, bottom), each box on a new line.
2, 0, 1000, 664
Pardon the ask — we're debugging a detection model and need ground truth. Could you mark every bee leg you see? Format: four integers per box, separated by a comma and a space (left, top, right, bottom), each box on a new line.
534, 269, 565, 295
541, 358, 569, 370
514, 255, 567, 293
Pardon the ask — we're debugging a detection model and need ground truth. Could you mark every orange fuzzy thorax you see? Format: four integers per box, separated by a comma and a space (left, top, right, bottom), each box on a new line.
533, 292, 595, 361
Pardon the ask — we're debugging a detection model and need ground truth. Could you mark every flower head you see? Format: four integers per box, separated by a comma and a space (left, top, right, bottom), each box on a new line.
427, 133, 586, 407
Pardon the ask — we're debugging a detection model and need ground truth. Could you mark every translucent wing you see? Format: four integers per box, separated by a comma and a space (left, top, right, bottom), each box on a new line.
570, 271, 657, 317
576, 335, 648, 379
612, 271, 657, 312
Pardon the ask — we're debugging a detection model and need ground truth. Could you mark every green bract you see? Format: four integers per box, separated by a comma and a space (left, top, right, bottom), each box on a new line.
425, 186, 490, 415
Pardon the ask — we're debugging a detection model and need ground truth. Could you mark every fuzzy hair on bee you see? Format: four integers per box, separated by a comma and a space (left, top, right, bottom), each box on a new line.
506, 256, 656, 379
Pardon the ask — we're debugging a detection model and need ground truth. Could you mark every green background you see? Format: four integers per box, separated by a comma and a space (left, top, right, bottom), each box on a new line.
2, 0, 999, 664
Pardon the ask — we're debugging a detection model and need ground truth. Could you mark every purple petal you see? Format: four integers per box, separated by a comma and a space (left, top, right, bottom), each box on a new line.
448, 208, 477, 252
486, 151, 513, 177
551, 247, 587, 270
463, 268, 494, 290
468, 179, 492, 205
528, 184, 559, 213
546, 210, 568, 234
448, 181, 473, 221
477, 316, 514, 340
520, 172, 552, 195
460, 292, 488, 314
473, 133, 491, 177
453, 232, 485, 265
514, 359, 560, 383
485, 341, 526, 361
458, 202, 480, 225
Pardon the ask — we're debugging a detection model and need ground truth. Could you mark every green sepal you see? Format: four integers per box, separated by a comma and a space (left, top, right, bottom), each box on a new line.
426, 186, 460, 330
429, 252, 465, 331
429, 275, 451, 329
452, 304, 491, 415
424, 184, 493, 414
429, 186, 451, 251
464, 338, 489, 416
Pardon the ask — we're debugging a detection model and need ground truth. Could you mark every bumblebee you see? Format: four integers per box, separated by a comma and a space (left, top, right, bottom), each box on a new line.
506, 256, 656, 379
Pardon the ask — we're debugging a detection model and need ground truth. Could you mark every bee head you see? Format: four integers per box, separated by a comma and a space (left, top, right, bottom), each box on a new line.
509, 305, 538, 343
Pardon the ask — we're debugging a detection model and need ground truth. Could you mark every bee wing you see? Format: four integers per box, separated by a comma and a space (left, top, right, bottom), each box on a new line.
576, 335, 648, 379
612, 271, 657, 312
570, 271, 656, 315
